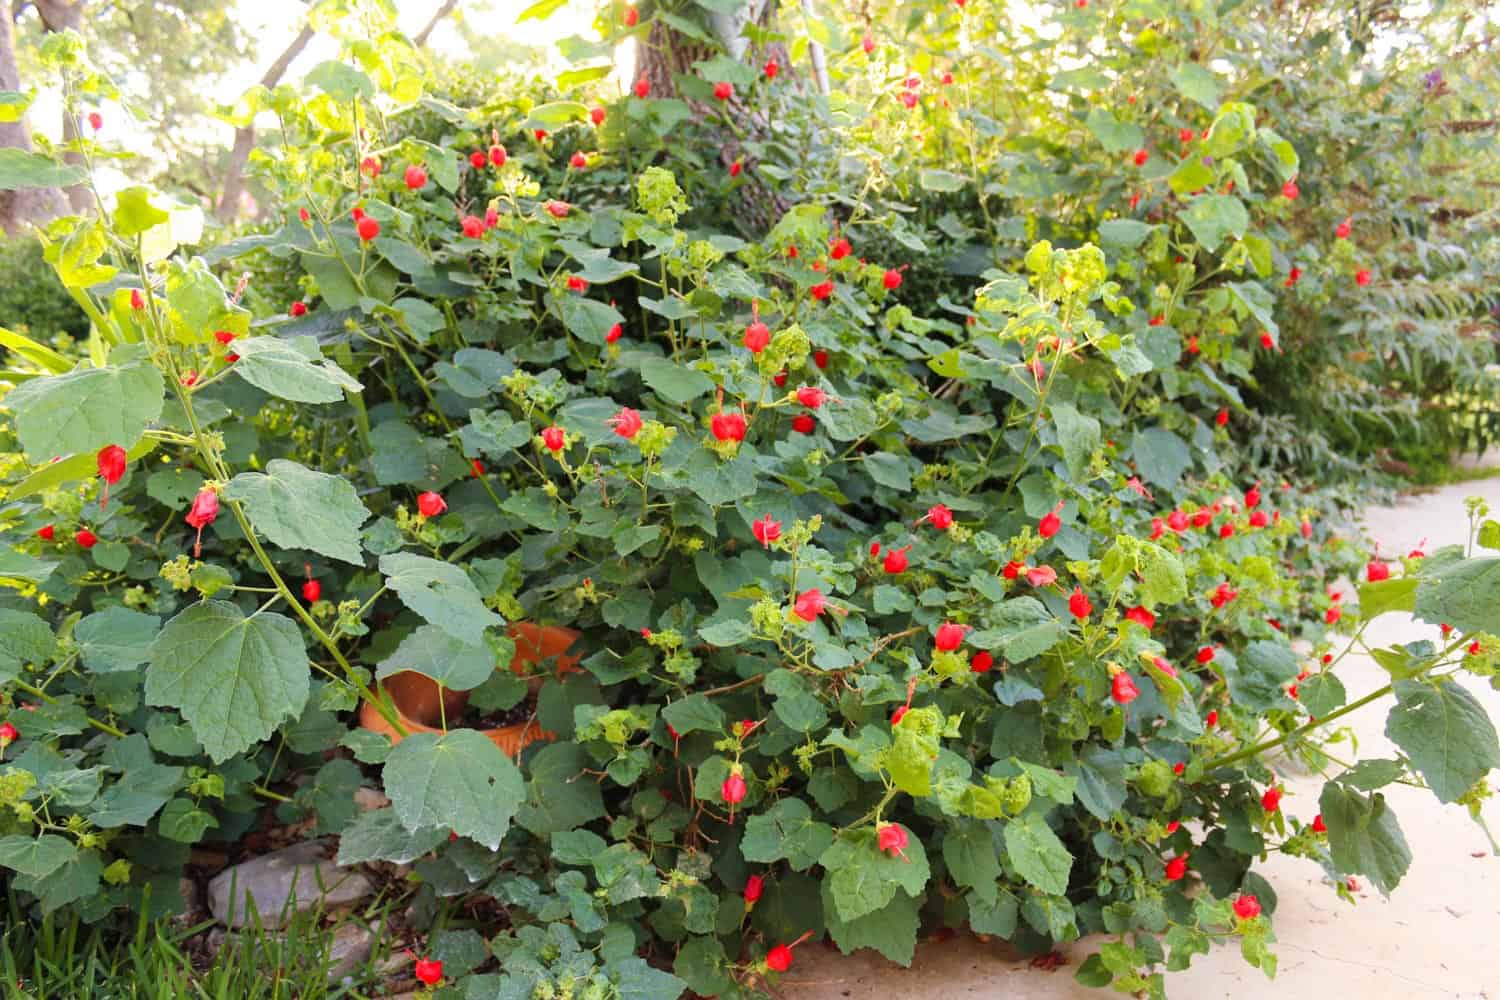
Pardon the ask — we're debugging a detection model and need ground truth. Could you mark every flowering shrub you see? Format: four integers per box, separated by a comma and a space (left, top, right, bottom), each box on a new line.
1, 3, 1497, 998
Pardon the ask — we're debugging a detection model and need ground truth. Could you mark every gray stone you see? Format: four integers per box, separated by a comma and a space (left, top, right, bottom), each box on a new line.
326, 921, 376, 982
207, 839, 374, 929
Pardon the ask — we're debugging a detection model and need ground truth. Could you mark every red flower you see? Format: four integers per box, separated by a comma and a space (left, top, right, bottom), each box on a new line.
810, 280, 835, 301
88, 111, 103, 130
764, 58, 779, 79
590, 106, 606, 126
766, 944, 794, 973
1233, 894, 1261, 920
416, 492, 447, 517
891, 705, 908, 726
1312, 814, 1327, 833
414, 957, 443, 986
1165, 820, 1181, 834
1025, 564, 1057, 587
404, 164, 427, 190
75, 528, 98, 549
544, 200, 571, 219
793, 588, 826, 622
924, 504, 954, 530
1281, 179, 1299, 199
1336, 218, 1352, 239
1173, 761, 1186, 774
1165, 855, 1189, 881
1132, 149, 1150, 166
1068, 587, 1093, 620
302, 579, 321, 603
461, 215, 485, 238
1248, 510, 1269, 528
1259, 330, 1276, 350
796, 386, 827, 409
711, 411, 748, 442
1366, 559, 1390, 582
298, 207, 310, 223
185, 488, 220, 557
1191, 509, 1213, 529
729, 159, 742, 177
877, 822, 910, 860
36, 525, 54, 541
882, 268, 903, 290
0, 721, 17, 745
1038, 502, 1063, 539
542, 426, 567, 452
1210, 582, 1238, 608
610, 407, 644, 439
1148, 314, 1165, 327
813, 349, 829, 369
607, 322, 623, 343
1149, 517, 1165, 540
971, 651, 994, 673
570, 151, 588, 169
1152, 655, 1178, 678
721, 772, 747, 805
829, 237, 852, 260
752, 515, 782, 548
490, 144, 507, 166
1219, 523, 1235, 539
1301, 519, 1313, 539
1215, 408, 1229, 427
934, 622, 969, 652
1285, 265, 1302, 287
1261, 786, 1282, 812
883, 545, 910, 574
744, 874, 765, 904
1166, 510, 1189, 533
360, 155, 381, 177
1326, 606, 1342, 625
634, 78, 650, 98
861, 35, 875, 54
130, 288, 145, 311
941, 71, 954, 85
1206, 709, 1219, 727
623, 5, 639, 26
1196, 646, 1215, 665
1124, 606, 1155, 630
1111, 672, 1139, 704
96, 445, 127, 508
356, 216, 380, 241
1002, 560, 1024, 579
713, 81, 733, 101
470, 149, 487, 170
791, 414, 816, 435
743, 317, 770, 353
1355, 268, 1372, 287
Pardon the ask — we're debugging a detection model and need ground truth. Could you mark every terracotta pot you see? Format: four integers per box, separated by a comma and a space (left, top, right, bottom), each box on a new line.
359, 622, 581, 757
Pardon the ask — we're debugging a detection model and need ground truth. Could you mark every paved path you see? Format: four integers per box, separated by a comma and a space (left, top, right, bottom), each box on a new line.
783, 477, 1500, 1000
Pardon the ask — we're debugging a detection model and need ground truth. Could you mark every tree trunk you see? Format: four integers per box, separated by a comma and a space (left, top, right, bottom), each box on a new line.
215, 23, 316, 222
34, 1, 90, 213
0, 2, 68, 234
413, 0, 461, 48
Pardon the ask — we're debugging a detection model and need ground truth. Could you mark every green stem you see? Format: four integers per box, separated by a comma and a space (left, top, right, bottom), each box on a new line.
1205, 683, 1392, 771
11, 679, 125, 738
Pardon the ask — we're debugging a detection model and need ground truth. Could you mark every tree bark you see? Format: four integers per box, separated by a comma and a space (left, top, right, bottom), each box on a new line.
0, 0, 68, 234
33, 0, 90, 213
413, 0, 460, 48
214, 23, 316, 222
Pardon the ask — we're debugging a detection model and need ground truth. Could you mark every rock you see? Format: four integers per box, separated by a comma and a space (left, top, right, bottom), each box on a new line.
326, 921, 376, 982
207, 839, 374, 929
353, 786, 390, 811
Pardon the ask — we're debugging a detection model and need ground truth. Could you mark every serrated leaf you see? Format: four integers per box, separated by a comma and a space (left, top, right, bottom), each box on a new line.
0, 835, 77, 879
742, 797, 835, 871
383, 728, 524, 850
1180, 194, 1249, 251
821, 878, 920, 967
660, 694, 724, 736
1414, 558, 1500, 636
1004, 811, 1073, 894
944, 820, 1002, 902
1170, 63, 1222, 108
144, 601, 310, 763
0, 148, 85, 190
1050, 402, 1099, 480
1085, 107, 1144, 154
515, 742, 606, 837
74, 608, 157, 673
1319, 782, 1412, 895
639, 357, 714, 405
230, 336, 362, 403
376, 625, 495, 691
335, 807, 448, 865
1131, 426, 1192, 488
305, 61, 374, 101
225, 459, 370, 564
820, 829, 929, 922
4, 361, 164, 460
1385, 680, 1500, 804
1360, 577, 1418, 620
379, 553, 504, 645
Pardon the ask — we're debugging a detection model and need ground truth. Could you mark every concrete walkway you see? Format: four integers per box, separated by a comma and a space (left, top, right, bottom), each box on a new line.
783, 477, 1500, 999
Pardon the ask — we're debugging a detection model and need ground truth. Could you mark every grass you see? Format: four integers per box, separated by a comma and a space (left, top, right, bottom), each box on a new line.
0, 895, 400, 1000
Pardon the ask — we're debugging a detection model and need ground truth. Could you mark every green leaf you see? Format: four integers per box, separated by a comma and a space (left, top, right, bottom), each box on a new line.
674, 935, 734, 997
1298, 673, 1346, 717
639, 358, 714, 405
1385, 680, 1500, 804
0, 835, 77, 879
1170, 63, 1223, 108
225, 459, 371, 565
305, 61, 375, 101
1085, 108, 1144, 154
1180, 195, 1249, 251
1360, 577, 1418, 620
1167, 158, 1215, 195
0, 326, 71, 373
74, 608, 157, 673
85, 758, 184, 827
1049, 402, 1099, 480
660, 694, 725, 736
1004, 811, 1073, 895
741, 797, 834, 871
158, 798, 218, 843
144, 601, 311, 763
821, 878, 920, 967
524, 100, 588, 129
376, 625, 495, 691
918, 168, 967, 192
10, 438, 158, 500
1222, 641, 1300, 712
0, 148, 85, 190
230, 336, 362, 403
0, 609, 53, 682
558, 296, 624, 346
1414, 558, 1500, 636
335, 807, 448, 865
1319, 782, 1412, 895
0, 91, 33, 123
1098, 219, 1155, 249
383, 728, 524, 850
4, 361, 164, 460
971, 597, 1063, 664
820, 829, 929, 922
1131, 427, 1192, 489
515, 742, 606, 837
943, 820, 1002, 902
379, 553, 505, 645
517, 0, 569, 21
113, 187, 170, 237
1138, 541, 1187, 606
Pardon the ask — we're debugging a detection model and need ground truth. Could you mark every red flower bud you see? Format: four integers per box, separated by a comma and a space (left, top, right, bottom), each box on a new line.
634, 78, 650, 98
830, 237, 852, 260
356, 216, 380, 241
1196, 646, 1215, 664
570, 151, 588, 169
883, 545, 910, 574
1025, 564, 1057, 587
791, 414, 816, 435
766, 944, 794, 972
1355, 268, 1372, 287
1336, 218, 1352, 239
713, 81, 733, 101
1068, 587, 1092, 620
793, 588, 826, 622
1124, 606, 1155, 630
1312, 814, 1327, 833
711, 411, 747, 442
924, 504, 953, 530
877, 822, 910, 859
861, 35, 876, 54
1038, 503, 1062, 539
289, 301, 308, 317
810, 280, 834, 301
970, 650, 994, 673
1366, 560, 1391, 582
934, 622, 969, 652
1111, 672, 1139, 704
544, 200, 571, 219
1261, 786, 1282, 812
75, 528, 98, 549
744, 874, 765, 904
404, 164, 428, 190
1132, 148, 1149, 166
882, 268, 903, 290
130, 288, 146, 310
414, 957, 443, 986
185, 488, 220, 556
1281, 179, 1299, 199
1215, 408, 1229, 427
752, 515, 782, 548
1206, 709, 1219, 727
542, 426, 567, 452
302, 579, 321, 603
610, 407, 644, 439
796, 386, 827, 409
1002, 560, 1024, 580
743, 318, 770, 353
416, 492, 447, 517
721, 772, 747, 805
1165, 855, 1189, 881
1233, 894, 1261, 920
590, 106, 606, 125
36, 524, 55, 541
